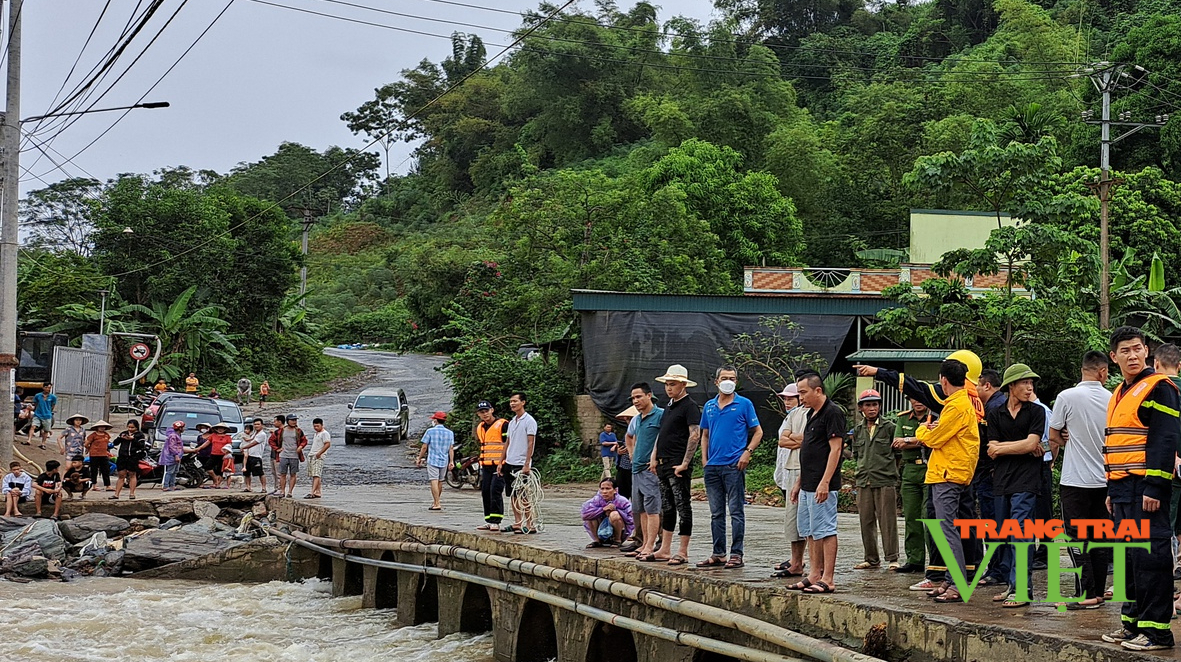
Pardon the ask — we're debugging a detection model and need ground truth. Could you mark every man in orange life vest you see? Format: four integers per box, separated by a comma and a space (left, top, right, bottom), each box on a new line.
1100, 326, 1181, 652
474, 400, 508, 532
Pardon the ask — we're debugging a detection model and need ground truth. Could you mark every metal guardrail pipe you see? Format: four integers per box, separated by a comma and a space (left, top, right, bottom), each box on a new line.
286, 530, 882, 662
275, 530, 806, 662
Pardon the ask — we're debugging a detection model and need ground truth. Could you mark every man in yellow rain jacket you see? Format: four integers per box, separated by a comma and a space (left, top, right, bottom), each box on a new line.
915, 359, 980, 604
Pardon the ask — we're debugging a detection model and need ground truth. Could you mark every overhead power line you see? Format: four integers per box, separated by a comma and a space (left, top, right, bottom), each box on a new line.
39, 0, 114, 123
24, 0, 580, 286
39, 0, 165, 121
25, 0, 237, 185
33, 0, 193, 148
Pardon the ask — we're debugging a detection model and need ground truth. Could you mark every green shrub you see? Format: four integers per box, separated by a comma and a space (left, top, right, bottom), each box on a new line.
325, 300, 418, 348
441, 340, 582, 477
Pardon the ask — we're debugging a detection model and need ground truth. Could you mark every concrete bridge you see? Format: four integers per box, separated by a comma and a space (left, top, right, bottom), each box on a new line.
271, 499, 876, 662
258, 492, 1167, 662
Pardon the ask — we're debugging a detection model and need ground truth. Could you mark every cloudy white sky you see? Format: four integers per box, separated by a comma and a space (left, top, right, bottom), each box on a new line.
14, 0, 717, 194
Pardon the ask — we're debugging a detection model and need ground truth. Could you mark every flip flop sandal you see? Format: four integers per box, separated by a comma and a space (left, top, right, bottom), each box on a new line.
802, 581, 834, 594
977, 576, 1004, 586
696, 556, 726, 568
624, 551, 640, 557
773, 560, 794, 571
992, 591, 1013, 603
1063, 600, 1103, 610
586, 541, 604, 549
933, 591, 962, 604
667, 555, 688, 566
724, 556, 745, 569
636, 554, 659, 562
428, 505, 442, 510
928, 582, 950, 598
786, 579, 814, 591
772, 568, 804, 578
853, 562, 879, 570
1001, 599, 1030, 608
476, 524, 492, 530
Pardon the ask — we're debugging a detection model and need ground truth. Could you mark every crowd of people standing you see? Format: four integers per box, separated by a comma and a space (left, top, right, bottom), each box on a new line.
575, 326, 1181, 652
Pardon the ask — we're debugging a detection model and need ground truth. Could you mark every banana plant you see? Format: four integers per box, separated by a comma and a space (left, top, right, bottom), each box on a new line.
1107, 249, 1181, 341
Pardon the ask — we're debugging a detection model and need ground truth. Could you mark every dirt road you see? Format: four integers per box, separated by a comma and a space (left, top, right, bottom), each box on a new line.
268, 349, 453, 486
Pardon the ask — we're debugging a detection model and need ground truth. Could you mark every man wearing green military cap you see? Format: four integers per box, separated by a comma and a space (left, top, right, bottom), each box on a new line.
985, 363, 1046, 608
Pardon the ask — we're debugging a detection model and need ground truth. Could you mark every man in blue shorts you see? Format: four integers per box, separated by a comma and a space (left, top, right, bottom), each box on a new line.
790, 371, 846, 594
626, 382, 663, 562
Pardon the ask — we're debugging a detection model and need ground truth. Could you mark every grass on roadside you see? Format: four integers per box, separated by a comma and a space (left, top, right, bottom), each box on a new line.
206, 353, 366, 403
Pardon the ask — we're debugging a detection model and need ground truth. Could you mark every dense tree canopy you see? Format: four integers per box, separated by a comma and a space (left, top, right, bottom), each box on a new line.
18, 0, 1181, 386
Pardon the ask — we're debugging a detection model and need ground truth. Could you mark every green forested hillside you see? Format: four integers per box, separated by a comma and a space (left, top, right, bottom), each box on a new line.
16, 0, 1181, 417
307, 0, 1181, 349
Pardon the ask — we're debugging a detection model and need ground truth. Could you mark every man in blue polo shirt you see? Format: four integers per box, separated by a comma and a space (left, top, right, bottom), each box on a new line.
697, 366, 763, 569
626, 382, 664, 562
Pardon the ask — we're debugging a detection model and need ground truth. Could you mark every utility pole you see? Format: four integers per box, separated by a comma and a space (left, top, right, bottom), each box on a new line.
0, 0, 21, 468
300, 207, 314, 303
1080, 62, 1168, 330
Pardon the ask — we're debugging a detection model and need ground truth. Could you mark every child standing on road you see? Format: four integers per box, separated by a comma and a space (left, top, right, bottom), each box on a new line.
306, 418, 331, 499
417, 411, 455, 511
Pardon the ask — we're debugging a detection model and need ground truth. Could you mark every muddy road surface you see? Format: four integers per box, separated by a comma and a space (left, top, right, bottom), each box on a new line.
274, 349, 453, 486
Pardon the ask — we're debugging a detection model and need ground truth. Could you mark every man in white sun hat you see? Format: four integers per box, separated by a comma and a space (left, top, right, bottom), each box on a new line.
653, 364, 702, 567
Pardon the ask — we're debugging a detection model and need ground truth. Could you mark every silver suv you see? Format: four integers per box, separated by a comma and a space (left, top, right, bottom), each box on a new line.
344, 387, 409, 445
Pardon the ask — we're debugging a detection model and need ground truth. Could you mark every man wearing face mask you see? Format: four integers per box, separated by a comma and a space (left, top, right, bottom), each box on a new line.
696, 366, 763, 570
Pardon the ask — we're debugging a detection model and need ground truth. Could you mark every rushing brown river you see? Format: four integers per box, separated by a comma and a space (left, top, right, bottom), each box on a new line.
2, 578, 493, 661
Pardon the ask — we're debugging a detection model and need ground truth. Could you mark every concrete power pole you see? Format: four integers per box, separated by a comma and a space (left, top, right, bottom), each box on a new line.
300, 208, 314, 303
1082, 62, 1168, 330
0, 0, 20, 468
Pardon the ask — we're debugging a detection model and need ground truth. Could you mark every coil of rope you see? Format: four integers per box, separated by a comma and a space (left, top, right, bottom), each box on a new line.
509, 468, 545, 533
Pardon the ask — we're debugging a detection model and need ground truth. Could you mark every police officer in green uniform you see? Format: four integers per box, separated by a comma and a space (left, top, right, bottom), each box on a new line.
892, 398, 934, 573
850, 389, 902, 569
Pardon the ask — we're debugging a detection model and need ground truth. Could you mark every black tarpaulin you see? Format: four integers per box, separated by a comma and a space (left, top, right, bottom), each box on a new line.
580, 311, 854, 421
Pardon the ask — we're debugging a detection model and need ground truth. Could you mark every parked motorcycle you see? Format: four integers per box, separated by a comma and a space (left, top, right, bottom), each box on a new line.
445, 454, 482, 489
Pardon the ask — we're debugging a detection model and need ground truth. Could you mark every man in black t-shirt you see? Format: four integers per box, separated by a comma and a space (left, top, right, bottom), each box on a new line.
985, 363, 1046, 608
789, 372, 847, 594
32, 459, 63, 519
654, 365, 702, 566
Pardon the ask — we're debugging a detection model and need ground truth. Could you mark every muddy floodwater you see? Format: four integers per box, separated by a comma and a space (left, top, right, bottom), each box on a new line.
3, 578, 492, 661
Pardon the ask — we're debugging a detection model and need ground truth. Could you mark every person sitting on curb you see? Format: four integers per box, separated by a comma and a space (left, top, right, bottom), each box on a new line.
3, 461, 32, 517
581, 477, 634, 548
62, 456, 91, 499
32, 460, 63, 519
